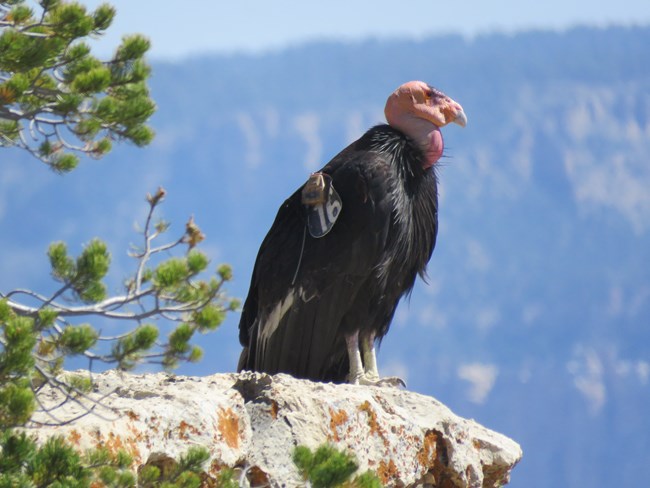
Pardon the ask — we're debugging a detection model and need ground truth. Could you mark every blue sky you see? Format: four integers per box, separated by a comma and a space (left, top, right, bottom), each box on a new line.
81, 0, 650, 60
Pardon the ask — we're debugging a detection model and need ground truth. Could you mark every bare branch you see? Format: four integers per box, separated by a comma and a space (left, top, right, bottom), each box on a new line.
134, 197, 158, 293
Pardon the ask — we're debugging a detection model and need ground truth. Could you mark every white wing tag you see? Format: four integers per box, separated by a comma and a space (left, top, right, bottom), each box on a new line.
301, 172, 342, 238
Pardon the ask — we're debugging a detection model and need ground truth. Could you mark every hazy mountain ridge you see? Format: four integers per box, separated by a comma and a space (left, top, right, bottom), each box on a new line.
1, 25, 649, 487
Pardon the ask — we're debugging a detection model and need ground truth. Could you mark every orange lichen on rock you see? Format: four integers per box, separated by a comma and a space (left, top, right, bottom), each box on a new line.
417, 430, 439, 467
357, 400, 381, 436
68, 429, 82, 446
217, 407, 240, 449
377, 459, 400, 484
270, 400, 279, 419
105, 432, 125, 453
328, 407, 349, 442
357, 400, 390, 449
90, 429, 142, 465
126, 410, 140, 421
178, 420, 201, 440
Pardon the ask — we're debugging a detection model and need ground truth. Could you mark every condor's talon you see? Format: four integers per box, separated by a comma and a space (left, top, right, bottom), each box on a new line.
349, 373, 406, 388
376, 376, 406, 388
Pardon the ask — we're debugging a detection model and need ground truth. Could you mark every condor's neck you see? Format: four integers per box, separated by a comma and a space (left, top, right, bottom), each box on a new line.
389, 117, 443, 169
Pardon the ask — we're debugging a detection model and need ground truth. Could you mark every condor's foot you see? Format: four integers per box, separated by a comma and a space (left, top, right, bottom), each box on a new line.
346, 331, 406, 388
348, 372, 406, 388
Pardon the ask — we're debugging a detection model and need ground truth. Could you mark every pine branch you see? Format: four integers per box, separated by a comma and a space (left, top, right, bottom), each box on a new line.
1, 188, 236, 425
0, 0, 155, 171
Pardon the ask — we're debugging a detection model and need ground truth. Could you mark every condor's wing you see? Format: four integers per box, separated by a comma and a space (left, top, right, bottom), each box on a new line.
237, 141, 396, 382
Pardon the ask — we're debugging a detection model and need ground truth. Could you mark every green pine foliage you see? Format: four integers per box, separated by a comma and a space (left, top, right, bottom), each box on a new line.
48, 238, 111, 303
137, 447, 211, 488
0, 301, 36, 428
0, 430, 224, 487
0, 0, 155, 171
293, 445, 383, 488
0, 431, 136, 487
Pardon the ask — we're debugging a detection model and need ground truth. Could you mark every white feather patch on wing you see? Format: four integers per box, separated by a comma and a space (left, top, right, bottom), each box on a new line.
259, 290, 296, 345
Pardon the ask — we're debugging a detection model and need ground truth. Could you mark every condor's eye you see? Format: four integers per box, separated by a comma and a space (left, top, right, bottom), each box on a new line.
424, 89, 434, 102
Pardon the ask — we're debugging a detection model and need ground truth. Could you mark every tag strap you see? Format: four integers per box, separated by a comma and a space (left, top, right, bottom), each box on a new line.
301, 172, 342, 238
291, 225, 307, 286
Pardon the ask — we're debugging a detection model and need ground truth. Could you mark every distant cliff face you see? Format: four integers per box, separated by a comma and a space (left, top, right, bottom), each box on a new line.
31, 371, 522, 487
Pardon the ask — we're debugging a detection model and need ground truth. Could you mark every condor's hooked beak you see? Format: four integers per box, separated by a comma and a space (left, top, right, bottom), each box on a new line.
440, 97, 467, 128
453, 109, 468, 128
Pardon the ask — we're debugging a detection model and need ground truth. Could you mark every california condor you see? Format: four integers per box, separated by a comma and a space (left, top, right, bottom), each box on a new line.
238, 81, 467, 385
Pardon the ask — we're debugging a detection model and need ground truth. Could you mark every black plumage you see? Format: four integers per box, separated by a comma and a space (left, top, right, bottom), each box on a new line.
237, 81, 466, 385
238, 124, 436, 380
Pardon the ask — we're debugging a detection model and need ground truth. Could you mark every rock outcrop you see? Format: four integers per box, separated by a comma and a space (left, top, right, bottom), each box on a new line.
31, 371, 522, 487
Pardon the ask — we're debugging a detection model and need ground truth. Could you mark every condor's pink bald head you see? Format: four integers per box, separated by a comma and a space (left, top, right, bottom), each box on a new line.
385, 81, 467, 129
384, 81, 467, 168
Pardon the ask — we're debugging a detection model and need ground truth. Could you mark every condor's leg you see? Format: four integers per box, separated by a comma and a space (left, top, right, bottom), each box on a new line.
345, 331, 365, 384
344, 330, 405, 387
360, 330, 405, 387
359, 330, 380, 381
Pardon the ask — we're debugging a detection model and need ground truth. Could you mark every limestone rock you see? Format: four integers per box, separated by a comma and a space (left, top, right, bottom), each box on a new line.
30, 370, 522, 487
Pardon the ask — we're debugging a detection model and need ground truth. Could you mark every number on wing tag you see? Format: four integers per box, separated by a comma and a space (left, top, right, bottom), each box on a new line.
301, 172, 342, 238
